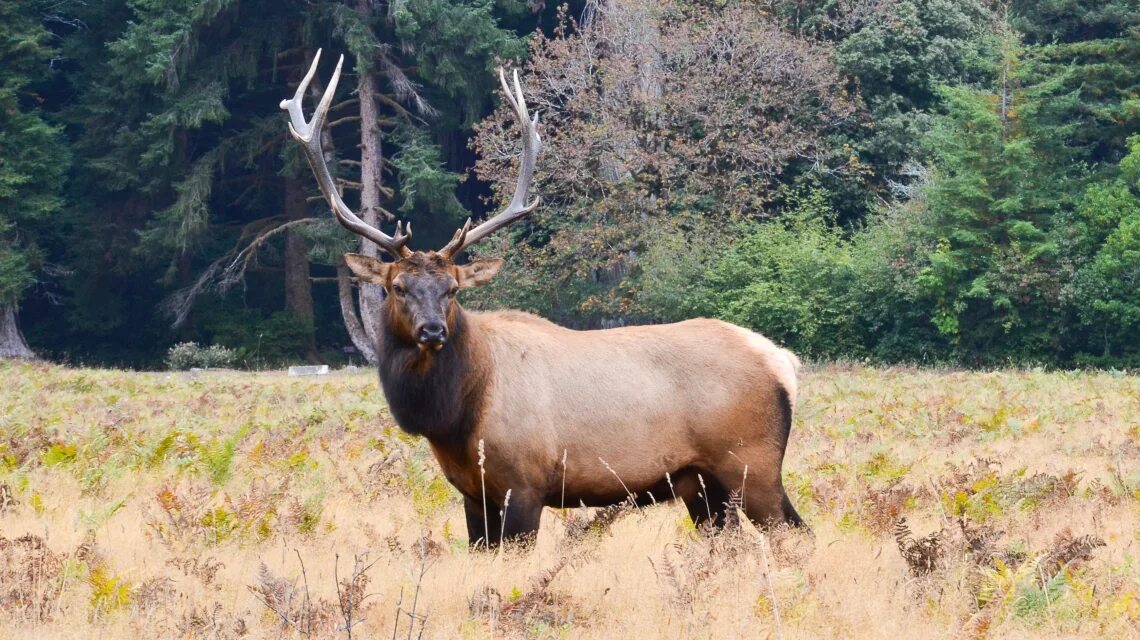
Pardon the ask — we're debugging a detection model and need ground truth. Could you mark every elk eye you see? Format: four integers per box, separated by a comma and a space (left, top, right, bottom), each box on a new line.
447, 286, 458, 298
392, 284, 406, 296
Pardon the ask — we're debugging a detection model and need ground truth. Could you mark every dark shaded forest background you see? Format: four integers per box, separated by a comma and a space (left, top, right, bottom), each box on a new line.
2, 0, 1138, 369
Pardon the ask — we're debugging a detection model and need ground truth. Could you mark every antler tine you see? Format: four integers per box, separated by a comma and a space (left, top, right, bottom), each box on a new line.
281, 50, 411, 259
280, 49, 322, 139
439, 67, 542, 259
438, 218, 473, 257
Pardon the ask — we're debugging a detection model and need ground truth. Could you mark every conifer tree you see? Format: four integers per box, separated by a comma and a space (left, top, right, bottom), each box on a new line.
914, 23, 1083, 361
59, 0, 527, 364
0, 2, 67, 358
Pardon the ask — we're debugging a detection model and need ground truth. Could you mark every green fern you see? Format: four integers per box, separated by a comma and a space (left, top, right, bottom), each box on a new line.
404, 458, 457, 521
198, 423, 249, 486
88, 563, 132, 614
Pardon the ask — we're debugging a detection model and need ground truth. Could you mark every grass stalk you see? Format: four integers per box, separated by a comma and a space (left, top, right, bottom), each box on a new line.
478, 439, 488, 550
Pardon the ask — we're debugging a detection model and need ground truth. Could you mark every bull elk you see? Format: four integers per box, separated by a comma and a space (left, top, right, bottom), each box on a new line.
281, 51, 804, 546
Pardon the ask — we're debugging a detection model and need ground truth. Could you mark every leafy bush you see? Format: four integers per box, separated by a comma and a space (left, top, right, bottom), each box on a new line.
845, 204, 953, 363
165, 342, 238, 371
637, 182, 959, 364
1070, 136, 1140, 367
688, 189, 869, 360
635, 214, 740, 323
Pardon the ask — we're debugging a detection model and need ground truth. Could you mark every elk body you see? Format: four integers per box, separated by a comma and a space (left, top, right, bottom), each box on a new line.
283, 51, 804, 546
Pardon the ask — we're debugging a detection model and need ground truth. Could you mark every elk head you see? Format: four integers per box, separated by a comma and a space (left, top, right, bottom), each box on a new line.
281, 50, 541, 350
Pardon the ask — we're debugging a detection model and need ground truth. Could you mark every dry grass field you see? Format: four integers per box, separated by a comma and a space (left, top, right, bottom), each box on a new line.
1, 359, 1138, 639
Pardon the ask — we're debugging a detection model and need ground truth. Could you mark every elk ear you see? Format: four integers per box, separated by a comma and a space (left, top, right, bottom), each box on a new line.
343, 253, 393, 284
457, 259, 503, 288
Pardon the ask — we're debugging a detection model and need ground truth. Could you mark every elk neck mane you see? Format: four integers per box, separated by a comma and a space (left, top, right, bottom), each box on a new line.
376, 301, 489, 446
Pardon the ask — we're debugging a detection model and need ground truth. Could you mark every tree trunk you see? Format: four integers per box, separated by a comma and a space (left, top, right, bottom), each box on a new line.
283, 176, 321, 363
0, 305, 35, 359
301, 46, 378, 364
356, 0, 387, 351
316, 111, 378, 364
337, 265, 378, 363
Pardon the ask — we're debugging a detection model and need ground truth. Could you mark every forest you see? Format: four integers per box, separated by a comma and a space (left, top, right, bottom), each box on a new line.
2, 0, 1138, 369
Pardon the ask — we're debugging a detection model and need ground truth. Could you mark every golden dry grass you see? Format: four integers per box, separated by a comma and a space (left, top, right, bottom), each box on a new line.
1, 359, 1138, 639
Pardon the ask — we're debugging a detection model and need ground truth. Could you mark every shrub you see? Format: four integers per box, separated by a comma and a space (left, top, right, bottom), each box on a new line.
637, 181, 957, 364
674, 185, 873, 360
165, 342, 238, 371
1069, 136, 1140, 367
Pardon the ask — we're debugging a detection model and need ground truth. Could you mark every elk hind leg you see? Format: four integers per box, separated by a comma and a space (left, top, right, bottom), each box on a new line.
674, 470, 729, 529
725, 471, 803, 528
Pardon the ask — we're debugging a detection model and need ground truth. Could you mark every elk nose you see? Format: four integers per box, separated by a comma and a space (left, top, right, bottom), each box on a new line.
417, 322, 448, 346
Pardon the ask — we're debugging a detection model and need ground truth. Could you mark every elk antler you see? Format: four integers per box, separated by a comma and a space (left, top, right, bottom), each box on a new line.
281, 49, 412, 259
439, 68, 542, 259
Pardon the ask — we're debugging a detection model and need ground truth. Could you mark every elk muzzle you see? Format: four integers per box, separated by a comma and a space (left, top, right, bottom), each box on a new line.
416, 320, 448, 349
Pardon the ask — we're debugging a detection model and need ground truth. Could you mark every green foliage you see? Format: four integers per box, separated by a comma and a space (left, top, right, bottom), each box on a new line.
832, 0, 995, 194
640, 179, 952, 363
0, 1, 67, 307
1, 0, 1137, 368
42, 443, 78, 467
200, 506, 238, 545
473, 0, 857, 326
1070, 136, 1140, 365
389, 0, 529, 124
1012, 0, 1138, 44
1015, 8, 1140, 167
898, 26, 1086, 363
202, 310, 313, 368
199, 424, 249, 486
88, 561, 132, 614
636, 215, 735, 323
404, 457, 457, 521
685, 186, 870, 360
388, 123, 467, 220
79, 497, 128, 531
293, 494, 324, 535
165, 341, 238, 371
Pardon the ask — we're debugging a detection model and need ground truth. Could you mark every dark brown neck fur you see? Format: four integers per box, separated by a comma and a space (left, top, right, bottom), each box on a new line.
377, 302, 488, 447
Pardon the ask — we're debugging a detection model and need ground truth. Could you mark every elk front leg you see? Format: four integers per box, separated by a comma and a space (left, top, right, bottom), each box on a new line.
500, 492, 543, 546
464, 495, 502, 550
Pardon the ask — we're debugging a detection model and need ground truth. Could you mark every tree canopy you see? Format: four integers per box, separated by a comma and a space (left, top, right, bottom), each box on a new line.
5, 0, 1139, 368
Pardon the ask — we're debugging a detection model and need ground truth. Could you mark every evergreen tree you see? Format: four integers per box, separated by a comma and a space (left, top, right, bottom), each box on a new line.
3, 0, 1135, 368
912, 26, 1083, 362
1070, 136, 1140, 365
1011, 0, 1140, 167
835, 0, 993, 153
48, 0, 527, 365
0, 2, 67, 358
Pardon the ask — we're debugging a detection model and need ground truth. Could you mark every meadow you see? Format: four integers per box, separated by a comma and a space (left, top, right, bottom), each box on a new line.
0, 358, 1138, 639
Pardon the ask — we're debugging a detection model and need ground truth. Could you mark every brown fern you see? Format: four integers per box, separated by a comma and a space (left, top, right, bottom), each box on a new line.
563, 503, 633, 542
894, 517, 942, 576
1041, 529, 1105, 575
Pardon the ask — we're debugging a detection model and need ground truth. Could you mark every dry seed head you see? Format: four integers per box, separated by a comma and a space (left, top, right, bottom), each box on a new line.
599, 457, 641, 510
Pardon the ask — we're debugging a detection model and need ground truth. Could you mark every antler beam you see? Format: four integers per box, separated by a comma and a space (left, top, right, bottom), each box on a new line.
281, 49, 411, 259
439, 68, 542, 258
